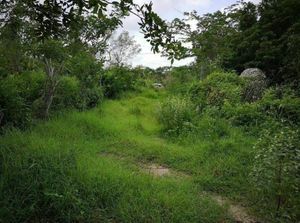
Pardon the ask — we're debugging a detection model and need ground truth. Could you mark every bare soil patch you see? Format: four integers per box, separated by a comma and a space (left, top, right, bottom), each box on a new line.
210, 194, 260, 223
143, 164, 171, 176
99, 151, 260, 223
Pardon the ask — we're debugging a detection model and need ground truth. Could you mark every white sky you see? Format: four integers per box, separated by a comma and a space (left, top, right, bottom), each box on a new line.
117, 0, 261, 68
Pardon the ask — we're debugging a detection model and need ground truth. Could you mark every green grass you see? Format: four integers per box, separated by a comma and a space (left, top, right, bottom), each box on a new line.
0, 88, 259, 222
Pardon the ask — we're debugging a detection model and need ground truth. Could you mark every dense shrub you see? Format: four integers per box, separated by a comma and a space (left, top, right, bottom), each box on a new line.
15, 71, 45, 102
78, 87, 104, 109
0, 63, 104, 129
52, 76, 81, 110
66, 51, 102, 89
101, 67, 141, 98
187, 72, 300, 130
251, 124, 300, 221
0, 76, 29, 128
189, 72, 244, 111
222, 102, 266, 128
220, 84, 300, 130
157, 97, 197, 136
0, 71, 45, 128
259, 87, 300, 125
66, 51, 104, 109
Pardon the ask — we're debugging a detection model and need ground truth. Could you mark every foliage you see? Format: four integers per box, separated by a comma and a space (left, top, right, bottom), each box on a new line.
222, 102, 267, 131
164, 71, 299, 134
251, 125, 300, 221
0, 0, 184, 62
65, 51, 104, 109
171, 0, 300, 85
52, 76, 81, 110
101, 67, 141, 98
157, 96, 197, 136
0, 0, 188, 126
0, 76, 29, 128
0, 71, 45, 128
189, 72, 244, 111
183, 10, 236, 66
186, 72, 300, 132
259, 86, 300, 125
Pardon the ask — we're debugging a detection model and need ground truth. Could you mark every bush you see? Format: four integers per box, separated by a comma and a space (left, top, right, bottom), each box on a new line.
0, 76, 29, 128
79, 87, 104, 109
220, 85, 300, 130
157, 97, 197, 136
49, 76, 103, 111
65, 51, 102, 89
52, 76, 81, 110
17, 70, 45, 102
222, 102, 266, 128
65, 51, 104, 109
102, 67, 141, 98
251, 124, 300, 221
195, 112, 230, 139
189, 72, 244, 111
0, 71, 45, 128
259, 86, 300, 125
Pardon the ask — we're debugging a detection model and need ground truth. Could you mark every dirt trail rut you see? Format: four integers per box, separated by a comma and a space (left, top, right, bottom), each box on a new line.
99, 151, 260, 223
210, 194, 260, 223
144, 163, 260, 223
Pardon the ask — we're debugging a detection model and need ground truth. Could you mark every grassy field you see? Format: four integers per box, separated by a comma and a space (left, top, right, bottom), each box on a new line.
0, 88, 260, 222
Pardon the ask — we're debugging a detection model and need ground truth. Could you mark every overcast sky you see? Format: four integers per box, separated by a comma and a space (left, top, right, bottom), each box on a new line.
117, 0, 261, 68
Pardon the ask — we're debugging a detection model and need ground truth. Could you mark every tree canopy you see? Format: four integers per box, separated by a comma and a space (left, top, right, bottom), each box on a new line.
170, 0, 300, 85
0, 0, 184, 62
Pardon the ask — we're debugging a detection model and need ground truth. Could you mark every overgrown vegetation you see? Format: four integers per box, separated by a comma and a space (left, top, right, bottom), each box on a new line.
158, 69, 300, 222
0, 92, 231, 223
1, 0, 299, 222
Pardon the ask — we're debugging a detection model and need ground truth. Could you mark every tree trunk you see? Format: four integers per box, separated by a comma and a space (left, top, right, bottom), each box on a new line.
41, 82, 56, 119
39, 59, 62, 119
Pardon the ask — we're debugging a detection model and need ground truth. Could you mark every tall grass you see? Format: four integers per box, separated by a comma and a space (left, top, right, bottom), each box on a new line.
0, 89, 230, 222
2, 83, 297, 222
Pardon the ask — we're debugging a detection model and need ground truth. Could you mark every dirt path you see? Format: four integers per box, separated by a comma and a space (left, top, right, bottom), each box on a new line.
209, 194, 260, 223
99, 150, 262, 223
99, 149, 260, 223
143, 163, 260, 223
143, 164, 171, 176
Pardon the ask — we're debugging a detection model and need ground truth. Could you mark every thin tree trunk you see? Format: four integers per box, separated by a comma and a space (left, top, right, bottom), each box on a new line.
41, 82, 56, 119
39, 59, 62, 119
